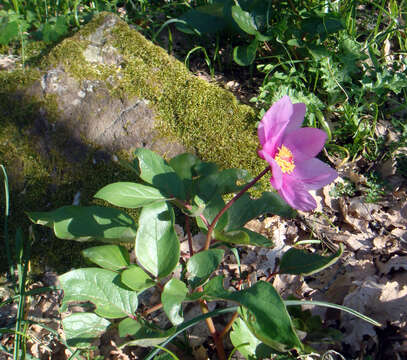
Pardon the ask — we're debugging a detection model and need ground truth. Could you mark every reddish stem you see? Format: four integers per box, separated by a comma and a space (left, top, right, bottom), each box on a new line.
199, 213, 209, 228
219, 311, 239, 340
204, 166, 270, 250
142, 303, 163, 317
265, 271, 279, 283
199, 299, 226, 360
185, 215, 194, 257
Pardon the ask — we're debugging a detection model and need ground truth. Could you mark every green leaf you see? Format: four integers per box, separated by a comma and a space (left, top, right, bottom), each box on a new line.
230, 317, 261, 359
176, 4, 226, 35
215, 228, 273, 247
226, 192, 296, 231
214, 229, 249, 246
82, 245, 130, 271
231, 5, 257, 35
301, 14, 344, 40
196, 193, 228, 232
0, 20, 19, 45
118, 318, 175, 347
153, 354, 173, 360
186, 249, 224, 289
144, 307, 238, 360
28, 206, 137, 243
59, 268, 138, 319
307, 44, 331, 60
62, 313, 110, 348
95, 182, 170, 208
134, 148, 185, 200
193, 161, 218, 177
233, 39, 258, 66
185, 194, 206, 217
279, 244, 344, 276
169, 153, 200, 180
198, 168, 251, 197
121, 265, 155, 293
136, 202, 179, 278
169, 153, 201, 199
162, 279, 188, 325
42, 16, 68, 42
230, 317, 274, 360
235, 228, 272, 247
204, 277, 302, 352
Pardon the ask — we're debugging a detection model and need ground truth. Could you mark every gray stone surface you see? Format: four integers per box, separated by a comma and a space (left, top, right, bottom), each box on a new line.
29, 67, 182, 162
23, 13, 184, 165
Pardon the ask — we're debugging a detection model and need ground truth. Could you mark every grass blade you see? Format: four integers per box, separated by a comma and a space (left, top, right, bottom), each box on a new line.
1, 165, 15, 287
284, 300, 381, 327
144, 306, 238, 360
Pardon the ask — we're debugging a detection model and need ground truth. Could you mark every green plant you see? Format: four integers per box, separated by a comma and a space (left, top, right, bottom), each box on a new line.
364, 172, 386, 203
0, 0, 134, 62
27, 145, 379, 359
174, 0, 345, 66
1, 165, 84, 359
168, 0, 406, 162
329, 179, 356, 199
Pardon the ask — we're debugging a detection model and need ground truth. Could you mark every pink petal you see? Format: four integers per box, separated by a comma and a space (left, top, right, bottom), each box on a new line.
284, 103, 306, 134
279, 177, 317, 211
261, 152, 283, 190
292, 158, 338, 190
258, 149, 266, 160
270, 161, 283, 190
258, 95, 293, 153
283, 128, 327, 162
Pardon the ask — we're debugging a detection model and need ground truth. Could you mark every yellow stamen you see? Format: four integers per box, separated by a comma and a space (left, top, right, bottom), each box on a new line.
275, 145, 295, 174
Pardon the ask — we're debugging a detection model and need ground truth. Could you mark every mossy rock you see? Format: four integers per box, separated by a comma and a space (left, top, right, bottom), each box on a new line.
0, 12, 265, 274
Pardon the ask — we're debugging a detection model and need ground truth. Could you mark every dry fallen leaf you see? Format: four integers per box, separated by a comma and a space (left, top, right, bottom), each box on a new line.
341, 275, 407, 351
376, 255, 407, 275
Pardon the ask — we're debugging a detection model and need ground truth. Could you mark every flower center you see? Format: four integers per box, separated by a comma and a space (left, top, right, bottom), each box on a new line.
274, 145, 295, 174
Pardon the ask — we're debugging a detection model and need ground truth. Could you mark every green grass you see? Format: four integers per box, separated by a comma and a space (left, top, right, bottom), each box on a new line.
1, 166, 86, 359
147, 0, 407, 176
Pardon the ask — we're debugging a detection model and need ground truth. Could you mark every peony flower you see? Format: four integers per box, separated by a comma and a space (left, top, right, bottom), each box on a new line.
258, 95, 338, 211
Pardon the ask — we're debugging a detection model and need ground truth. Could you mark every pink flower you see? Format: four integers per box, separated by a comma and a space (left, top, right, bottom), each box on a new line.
258, 96, 338, 211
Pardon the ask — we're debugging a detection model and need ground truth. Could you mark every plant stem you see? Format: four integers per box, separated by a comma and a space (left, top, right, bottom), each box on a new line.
204, 166, 270, 250
185, 215, 194, 257
265, 271, 279, 283
219, 311, 239, 339
142, 303, 163, 317
199, 299, 226, 360
144, 307, 238, 360
198, 167, 270, 359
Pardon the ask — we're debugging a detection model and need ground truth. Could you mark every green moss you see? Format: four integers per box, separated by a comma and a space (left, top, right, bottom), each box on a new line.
0, 12, 269, 274
0, 71, 139, 274
108, 19, 263, 173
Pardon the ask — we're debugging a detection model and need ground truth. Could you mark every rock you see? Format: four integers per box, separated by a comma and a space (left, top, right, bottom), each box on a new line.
25, 14, 185, 163
29, 68, 182, 162
0, 12, 260, 272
